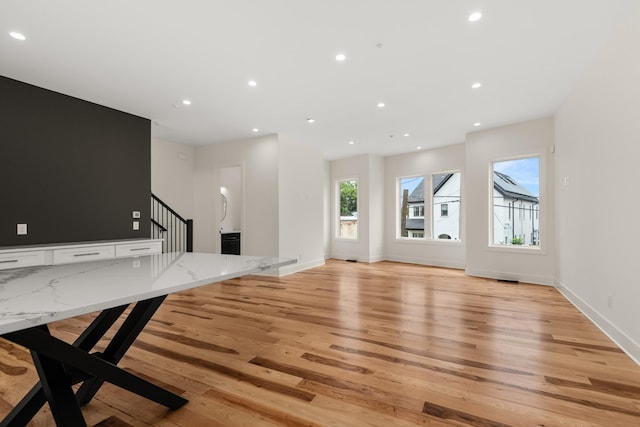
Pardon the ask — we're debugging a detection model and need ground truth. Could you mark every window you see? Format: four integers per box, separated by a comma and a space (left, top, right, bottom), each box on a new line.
398, 176, 425, 239
337, 179, 358, 239
492, 157, 540, 246
432, 172, 461, 240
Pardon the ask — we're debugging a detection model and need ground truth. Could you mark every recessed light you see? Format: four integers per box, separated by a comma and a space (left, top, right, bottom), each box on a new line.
252, 128, 259, 132
9, 31, 26, 41
248, 80, 257, 87
471, 82, 482, 89
416, 146, 422, 150
403, 133, 410, 137
474, 122, 481, 127
377, 102, 385, 108
468, 12, 482, 22
307, 118, 315, 123
335, 53, 346, 62
348, 141, 355, 145
182, 99, 192, 105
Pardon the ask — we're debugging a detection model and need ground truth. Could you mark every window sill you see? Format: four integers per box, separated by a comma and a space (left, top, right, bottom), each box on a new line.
334, 237, 360, 243
393, 238, 463, 246
486, 244, 546, 255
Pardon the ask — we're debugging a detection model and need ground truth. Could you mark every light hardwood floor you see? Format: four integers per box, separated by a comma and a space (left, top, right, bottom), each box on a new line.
1, 260, 639, 426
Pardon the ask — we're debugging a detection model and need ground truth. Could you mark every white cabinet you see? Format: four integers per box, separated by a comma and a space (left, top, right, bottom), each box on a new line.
115, 241, 163, 258
0, 250, 46, 269
0, 239, 163, 271
53, 245, 115, 265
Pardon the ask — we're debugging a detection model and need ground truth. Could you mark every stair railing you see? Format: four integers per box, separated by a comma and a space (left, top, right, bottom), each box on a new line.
151, 193, 193, 253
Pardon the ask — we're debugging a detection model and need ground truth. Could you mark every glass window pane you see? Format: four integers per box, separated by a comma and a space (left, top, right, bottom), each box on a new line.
338, 179, 358, 239
432, 172, 461, 240
492, 158, 540, 246
398, 176, 425, 238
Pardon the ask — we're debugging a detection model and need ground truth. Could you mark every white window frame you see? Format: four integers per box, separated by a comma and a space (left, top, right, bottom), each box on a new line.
335, 177, 359, 241
396, 175, 427, 240
488, 154, 545, 253
432, 170, 462, 241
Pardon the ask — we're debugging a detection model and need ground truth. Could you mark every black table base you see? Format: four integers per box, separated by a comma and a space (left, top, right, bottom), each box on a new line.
0, 295, 188, 427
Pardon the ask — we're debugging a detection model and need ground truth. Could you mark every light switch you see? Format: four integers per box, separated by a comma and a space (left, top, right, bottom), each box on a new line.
133, 221, 140, 230
132, 211, 140, 219
17, 223, 27, 235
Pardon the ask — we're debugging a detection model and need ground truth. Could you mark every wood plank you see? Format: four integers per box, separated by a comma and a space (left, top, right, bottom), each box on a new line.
1, 259, 639, 426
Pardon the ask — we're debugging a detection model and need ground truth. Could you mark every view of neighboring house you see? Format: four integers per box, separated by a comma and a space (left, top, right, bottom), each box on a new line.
492, 171, 539, 245
403, 171, 537, 244
404, 173, 461, 240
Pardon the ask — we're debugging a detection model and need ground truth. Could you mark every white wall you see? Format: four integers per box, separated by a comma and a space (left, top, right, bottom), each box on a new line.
368, 155, 385, 262
277, 135, 325, 274
465, 118, 555, 285
151, 138, 195, 218
193, 135, 279, 257
384, 144, 466, 269
323, 159, 331, 259
555, 5, 640, 362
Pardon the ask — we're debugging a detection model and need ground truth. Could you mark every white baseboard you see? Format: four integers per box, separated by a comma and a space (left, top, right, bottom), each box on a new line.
384, 254, 465, 270
257, 258, 325, 277
464, 267, 554, 286
555, 281, 640, 366
329, 253, 384, 263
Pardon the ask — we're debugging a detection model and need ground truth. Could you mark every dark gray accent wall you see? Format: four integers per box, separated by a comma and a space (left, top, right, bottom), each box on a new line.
0, 75, 151, 247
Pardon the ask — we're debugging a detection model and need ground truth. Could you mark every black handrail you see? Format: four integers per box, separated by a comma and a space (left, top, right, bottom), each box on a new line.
151, 193, 193, 253
150, 218, 167, 232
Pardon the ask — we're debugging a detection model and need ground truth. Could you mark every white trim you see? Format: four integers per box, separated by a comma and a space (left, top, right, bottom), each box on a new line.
335, 176, 359, 241
485, 244, 546, 255
465, 267, 554, 286
258, 258, 326, 277
385, 254, 465, 270
393, 237, 463, 246
555, 281, 640, 366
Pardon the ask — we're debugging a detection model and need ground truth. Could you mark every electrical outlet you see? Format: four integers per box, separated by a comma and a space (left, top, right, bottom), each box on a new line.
133, 221, 139, 231
132, 211, 140, 219
17, 223, 27, 235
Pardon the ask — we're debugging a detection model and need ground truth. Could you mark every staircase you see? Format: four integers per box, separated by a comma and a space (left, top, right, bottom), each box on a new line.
151, 193, 193, 253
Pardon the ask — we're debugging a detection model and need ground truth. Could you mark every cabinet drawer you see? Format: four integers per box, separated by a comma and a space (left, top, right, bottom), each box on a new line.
115, 241, 162, 257
0, 251, 46, 270
53, 245, 115, 265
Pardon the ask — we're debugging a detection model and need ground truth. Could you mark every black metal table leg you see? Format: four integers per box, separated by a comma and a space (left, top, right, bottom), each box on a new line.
0, 305, 128, 427
1, 295, 187, 427
31, 348, 87, 427
76, 296, 166, 405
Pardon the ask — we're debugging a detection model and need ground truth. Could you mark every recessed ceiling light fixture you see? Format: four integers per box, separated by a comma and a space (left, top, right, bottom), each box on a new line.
335, 53, 346, 62
403, 133, 410, 137
416, 146, 422, 150
182, 99, 192, 105
348, 140, 355, 145
377, 102, 385, 108
307, 118, 315, 123
471, 82, 482, 89
9, 31, 26, 41
468, 12, 482, 22
474, 122, 481, 127
248, 80, 257, 87
252, 128, 259, 132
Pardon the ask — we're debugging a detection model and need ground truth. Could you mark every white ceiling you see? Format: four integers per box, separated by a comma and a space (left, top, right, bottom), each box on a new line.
1, 1, 635, 160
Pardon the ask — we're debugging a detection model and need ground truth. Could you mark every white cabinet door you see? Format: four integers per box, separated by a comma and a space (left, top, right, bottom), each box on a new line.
0, 251, 46, 270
